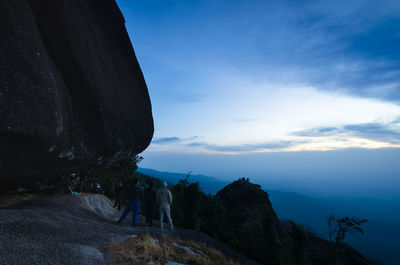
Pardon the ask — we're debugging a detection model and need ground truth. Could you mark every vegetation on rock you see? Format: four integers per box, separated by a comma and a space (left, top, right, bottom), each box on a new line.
105, 234, 238, 265
328, 215, 368, 244
91, 163, 379, 265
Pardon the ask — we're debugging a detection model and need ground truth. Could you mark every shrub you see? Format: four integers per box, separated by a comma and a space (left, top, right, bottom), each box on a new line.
328, 215, 368, 244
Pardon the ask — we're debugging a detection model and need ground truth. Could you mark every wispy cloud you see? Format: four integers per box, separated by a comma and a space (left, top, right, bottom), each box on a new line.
293, 122, 400, 144
234, 0, 400, 102
184, 141, 300, 153
152, 136, 201, 145
152, 137, 182, 144
344, 123, 400, 144
294, 127, 339, 137
170, 93, 207, 103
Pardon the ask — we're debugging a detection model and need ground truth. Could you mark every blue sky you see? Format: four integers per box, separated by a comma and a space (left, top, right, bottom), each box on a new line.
116, 0, 400, 197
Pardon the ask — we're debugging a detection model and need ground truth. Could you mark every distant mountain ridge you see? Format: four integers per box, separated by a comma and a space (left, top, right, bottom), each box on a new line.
138, 168, 229, 195
139, 168, 377, 264
269, 190, 400, 265
138, 167, 397, 265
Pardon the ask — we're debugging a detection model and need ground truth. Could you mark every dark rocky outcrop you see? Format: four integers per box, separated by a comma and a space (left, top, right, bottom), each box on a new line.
216, 180, 282, 264
216, 180, 379, 265
0, 0, 153, 189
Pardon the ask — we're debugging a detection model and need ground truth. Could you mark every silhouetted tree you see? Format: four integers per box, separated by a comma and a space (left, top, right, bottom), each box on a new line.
328, 215, 368, 244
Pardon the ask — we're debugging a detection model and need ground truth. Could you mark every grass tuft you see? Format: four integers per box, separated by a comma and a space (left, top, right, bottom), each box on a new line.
105, 233, 239, 265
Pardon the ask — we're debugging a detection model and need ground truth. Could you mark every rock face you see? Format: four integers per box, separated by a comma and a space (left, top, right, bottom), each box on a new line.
0, 0, 153, 189
216, 180, 377, 265
216, 180, 282, 264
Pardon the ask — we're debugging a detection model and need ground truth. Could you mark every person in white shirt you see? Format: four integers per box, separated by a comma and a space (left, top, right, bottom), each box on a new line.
157, 182, 173, 232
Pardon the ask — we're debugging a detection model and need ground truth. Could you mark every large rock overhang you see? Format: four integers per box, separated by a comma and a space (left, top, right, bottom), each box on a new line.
0, 0, 154, 189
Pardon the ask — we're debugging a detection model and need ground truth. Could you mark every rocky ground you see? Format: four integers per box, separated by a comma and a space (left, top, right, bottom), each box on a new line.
0, 193, 257, 265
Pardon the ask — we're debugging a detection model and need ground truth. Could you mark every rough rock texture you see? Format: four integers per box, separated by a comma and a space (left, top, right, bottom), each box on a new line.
0, 0, 153, 188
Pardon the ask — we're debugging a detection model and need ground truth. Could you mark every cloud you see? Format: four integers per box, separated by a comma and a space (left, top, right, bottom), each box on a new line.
150, 85, 400, 153
152, 136, 201, 145
186, 142, 204, 147
293, 122, 400, 144
121, 0, 400, 154
236, 0, 400, 102
171, 93, 207, 103
344, 123, 400, 144
185, 141, 298, 153
152, 137, 182, 144
294, 127, 339, 137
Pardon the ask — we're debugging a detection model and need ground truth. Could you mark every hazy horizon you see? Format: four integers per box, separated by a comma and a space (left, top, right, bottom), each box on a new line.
139, 147, 400, 201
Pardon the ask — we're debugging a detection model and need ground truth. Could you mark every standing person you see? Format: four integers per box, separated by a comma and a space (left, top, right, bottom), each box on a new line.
117, 177, 143, 226
113, 181, 123, 211
144, 180, 156, 226
95, 183, 101, 193
158, 182, 173, 232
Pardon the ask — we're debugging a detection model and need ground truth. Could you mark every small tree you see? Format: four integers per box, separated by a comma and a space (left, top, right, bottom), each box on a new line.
328, 215, 368, 244
88, 155, 143, 197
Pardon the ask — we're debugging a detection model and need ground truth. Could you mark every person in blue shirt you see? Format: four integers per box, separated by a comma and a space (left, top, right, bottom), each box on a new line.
117, 177, 143, 226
